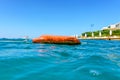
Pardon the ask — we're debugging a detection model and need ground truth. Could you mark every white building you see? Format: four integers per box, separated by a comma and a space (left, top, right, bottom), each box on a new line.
115, 23, 120, 29
109, 25, 116, 29
102, 22, 120, 30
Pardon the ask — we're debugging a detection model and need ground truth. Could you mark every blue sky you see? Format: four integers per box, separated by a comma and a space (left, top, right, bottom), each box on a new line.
0, 0, 120, 38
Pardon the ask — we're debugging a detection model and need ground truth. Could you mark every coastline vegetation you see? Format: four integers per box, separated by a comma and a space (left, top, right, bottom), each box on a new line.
81, 29, 120, 37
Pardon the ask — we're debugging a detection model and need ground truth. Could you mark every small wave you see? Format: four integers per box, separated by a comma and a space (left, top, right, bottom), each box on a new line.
89, 69, 101, 76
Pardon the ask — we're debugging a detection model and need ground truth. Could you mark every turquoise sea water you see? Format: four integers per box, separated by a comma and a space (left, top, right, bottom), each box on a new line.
0, 39, 120, 80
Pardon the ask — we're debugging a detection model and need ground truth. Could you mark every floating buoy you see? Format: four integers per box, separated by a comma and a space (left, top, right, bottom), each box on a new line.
32, 35, 80, 45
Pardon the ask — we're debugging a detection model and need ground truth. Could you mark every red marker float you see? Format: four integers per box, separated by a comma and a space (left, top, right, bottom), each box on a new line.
32, 35, 80, 45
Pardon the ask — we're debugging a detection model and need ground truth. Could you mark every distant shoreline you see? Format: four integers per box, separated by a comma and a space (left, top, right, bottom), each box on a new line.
79, 36, 120, 40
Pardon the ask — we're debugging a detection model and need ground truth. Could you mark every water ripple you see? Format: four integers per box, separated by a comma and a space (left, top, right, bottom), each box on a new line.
0, 39, 120, 80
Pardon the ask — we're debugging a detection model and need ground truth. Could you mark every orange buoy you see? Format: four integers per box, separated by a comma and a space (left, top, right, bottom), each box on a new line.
32, 35, 80, 45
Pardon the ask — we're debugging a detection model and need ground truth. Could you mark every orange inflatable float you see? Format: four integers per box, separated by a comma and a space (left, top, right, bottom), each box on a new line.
32, 35, 80, 45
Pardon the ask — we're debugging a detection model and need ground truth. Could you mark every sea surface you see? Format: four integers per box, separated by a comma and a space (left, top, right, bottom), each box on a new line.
0, 39, 120, 80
